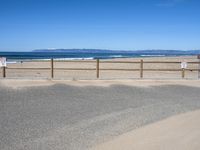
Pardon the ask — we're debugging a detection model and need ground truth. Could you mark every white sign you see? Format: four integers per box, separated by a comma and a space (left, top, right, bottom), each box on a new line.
0, 57, 7, 67
181, 62, 187, 69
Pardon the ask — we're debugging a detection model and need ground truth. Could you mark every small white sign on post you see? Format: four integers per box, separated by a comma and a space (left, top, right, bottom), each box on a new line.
181, 62, 187, 69
0, 57, 7, 67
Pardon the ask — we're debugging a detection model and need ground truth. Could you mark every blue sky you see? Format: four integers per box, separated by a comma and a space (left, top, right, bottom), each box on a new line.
0, 0, 200, 51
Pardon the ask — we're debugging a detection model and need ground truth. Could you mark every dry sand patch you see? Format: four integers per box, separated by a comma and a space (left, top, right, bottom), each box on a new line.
93, 110, 200, 150
1, 79, 200, 89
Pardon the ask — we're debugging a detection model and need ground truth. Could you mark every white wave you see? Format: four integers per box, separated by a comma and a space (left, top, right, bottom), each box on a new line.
6, 61, 17, 64
141, 55, 166, 57
54, 57, 94, 60
109, 55, 124, 58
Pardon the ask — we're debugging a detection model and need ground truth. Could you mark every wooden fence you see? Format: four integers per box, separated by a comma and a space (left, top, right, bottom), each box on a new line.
1, 59, 200, 79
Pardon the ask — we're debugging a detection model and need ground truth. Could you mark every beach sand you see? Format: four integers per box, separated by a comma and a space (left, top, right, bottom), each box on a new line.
1, 78, 200, 89
93, 109, 200, 150
1, 56, 199, 79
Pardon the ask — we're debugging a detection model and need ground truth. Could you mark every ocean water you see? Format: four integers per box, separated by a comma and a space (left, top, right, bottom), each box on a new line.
0, 51, 153, 60
0, 51, 198, 61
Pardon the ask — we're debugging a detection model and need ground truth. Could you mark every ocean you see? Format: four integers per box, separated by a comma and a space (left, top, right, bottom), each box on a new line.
0, 50, 199, 61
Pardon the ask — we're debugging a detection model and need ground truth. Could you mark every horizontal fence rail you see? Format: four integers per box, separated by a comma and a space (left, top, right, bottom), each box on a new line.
1, 59, 200, 79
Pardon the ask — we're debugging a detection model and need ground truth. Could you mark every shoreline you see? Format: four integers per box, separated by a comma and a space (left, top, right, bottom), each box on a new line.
1, 56, 199, 80
3, 54, 199, 62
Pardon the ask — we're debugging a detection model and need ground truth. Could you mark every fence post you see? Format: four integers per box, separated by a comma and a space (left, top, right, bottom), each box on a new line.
182, 68, 185, 79
140, 59, 143, 78
198, 55, 200, 79
2, 67, 6, 78
96, 59, 100, 78
51, 59, 54, 78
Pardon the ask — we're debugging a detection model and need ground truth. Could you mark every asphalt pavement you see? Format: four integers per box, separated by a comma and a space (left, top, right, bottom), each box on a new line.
0, 83, 200, 150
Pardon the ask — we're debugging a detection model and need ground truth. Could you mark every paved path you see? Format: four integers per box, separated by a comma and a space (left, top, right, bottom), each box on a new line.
1, 82, 200, 150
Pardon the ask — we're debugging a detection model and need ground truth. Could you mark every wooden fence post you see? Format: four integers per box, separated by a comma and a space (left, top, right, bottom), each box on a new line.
182, 68, 185, 79
198, 55, 200, 79
96, 59, 100, 78
140, 59, 143, 78
51, 59, 54, 78
2, 67, 6, 78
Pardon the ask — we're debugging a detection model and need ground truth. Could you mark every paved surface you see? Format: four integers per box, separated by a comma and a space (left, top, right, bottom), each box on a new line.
0, 83, 200, 150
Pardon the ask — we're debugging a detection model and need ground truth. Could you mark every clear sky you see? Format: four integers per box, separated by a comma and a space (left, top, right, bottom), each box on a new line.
0, 0, 200, 51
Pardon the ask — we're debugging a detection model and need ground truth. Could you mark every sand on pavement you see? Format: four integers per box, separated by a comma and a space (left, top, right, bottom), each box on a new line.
1, 79, 200, 89
93, 109, 200, 150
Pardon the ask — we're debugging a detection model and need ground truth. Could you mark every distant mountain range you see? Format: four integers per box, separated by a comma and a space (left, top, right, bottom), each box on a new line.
33, 49, 200, 55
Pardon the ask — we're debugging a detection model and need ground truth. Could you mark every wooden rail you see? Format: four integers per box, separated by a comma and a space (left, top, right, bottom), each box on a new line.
1, 59, 200, 79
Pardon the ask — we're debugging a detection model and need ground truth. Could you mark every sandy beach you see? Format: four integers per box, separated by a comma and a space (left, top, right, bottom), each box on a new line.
0, 79, 200, 150
1, 56, 199, 79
